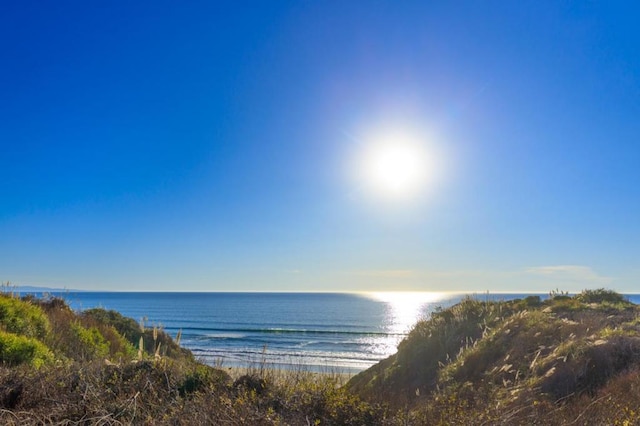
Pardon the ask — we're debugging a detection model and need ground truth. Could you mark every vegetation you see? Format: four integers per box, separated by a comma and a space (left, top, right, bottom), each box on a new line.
0, 330, 53, 368
0, 288, 639, 424
0, 291, 384, 424
347, 288, 640, 424
0, 295, 50, 339
80, 307, 191, 361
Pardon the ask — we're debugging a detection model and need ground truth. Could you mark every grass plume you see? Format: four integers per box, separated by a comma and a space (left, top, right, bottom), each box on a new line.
0, 288, 639, 424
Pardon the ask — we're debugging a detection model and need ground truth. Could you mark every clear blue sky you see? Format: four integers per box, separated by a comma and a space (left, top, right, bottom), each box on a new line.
2, 1, 639, 292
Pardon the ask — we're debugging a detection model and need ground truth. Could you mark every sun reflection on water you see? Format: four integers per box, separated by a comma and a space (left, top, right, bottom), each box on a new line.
364, 292, 448, 356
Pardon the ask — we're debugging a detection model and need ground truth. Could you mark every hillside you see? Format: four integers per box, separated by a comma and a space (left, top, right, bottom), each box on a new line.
0, 290, 639, 424
347, 289, 640, 424
0, 293, 383, 425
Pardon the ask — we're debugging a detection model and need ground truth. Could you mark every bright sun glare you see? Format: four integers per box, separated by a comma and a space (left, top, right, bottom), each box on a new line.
369, 291, 445, 333
358, 130, 433, 200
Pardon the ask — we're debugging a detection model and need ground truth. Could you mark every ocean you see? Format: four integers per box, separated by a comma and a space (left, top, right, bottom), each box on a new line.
44, 291, 640, 373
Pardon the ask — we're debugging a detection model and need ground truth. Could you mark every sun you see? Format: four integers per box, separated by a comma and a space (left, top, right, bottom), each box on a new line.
359, 130, 432, 200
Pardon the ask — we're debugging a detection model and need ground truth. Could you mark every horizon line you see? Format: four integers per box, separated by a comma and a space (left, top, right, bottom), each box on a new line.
7, 287, 639, 296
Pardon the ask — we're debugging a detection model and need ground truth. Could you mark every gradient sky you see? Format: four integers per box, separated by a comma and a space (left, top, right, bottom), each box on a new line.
2, 1, 639, 292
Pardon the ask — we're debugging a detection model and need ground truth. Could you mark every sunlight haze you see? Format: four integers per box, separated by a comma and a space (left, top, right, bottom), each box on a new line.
1, 2, 638, 293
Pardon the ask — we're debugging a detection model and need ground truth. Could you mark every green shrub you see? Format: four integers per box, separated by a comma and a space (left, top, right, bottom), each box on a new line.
576, 288, 628, 305
0, 330, 53, 368
82, 308, 192, 361
524, 295, 542, 307
91, 324, 136, 360
33, 298, 135, 361
548, 296, 585, 312
70, 322, 110, 360
0, 295, 50, 339
180, 364, 230, 396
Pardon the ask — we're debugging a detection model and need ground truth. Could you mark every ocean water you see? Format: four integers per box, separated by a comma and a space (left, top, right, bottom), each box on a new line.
47, 291, 640, 373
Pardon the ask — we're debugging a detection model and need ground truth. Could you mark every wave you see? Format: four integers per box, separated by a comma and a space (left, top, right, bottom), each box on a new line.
190, 347, 384, 363
203, 333, 247, 339
190, 347, 385, 372
178, 326, 404, 337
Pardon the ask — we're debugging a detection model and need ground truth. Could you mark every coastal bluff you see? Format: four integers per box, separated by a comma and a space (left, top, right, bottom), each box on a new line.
347, 289, 640, 424
0, 289, 638, 424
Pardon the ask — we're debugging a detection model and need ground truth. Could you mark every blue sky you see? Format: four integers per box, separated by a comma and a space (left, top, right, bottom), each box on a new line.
1, 1, 639, 292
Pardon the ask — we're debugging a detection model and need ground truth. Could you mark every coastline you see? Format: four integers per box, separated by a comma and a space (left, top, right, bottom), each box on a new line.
222, 364, 356, 386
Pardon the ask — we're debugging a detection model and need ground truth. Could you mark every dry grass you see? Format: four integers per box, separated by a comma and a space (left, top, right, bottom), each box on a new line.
0, 359, 387, 425
348, 289, 640, 425
1, 289, 640, 424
